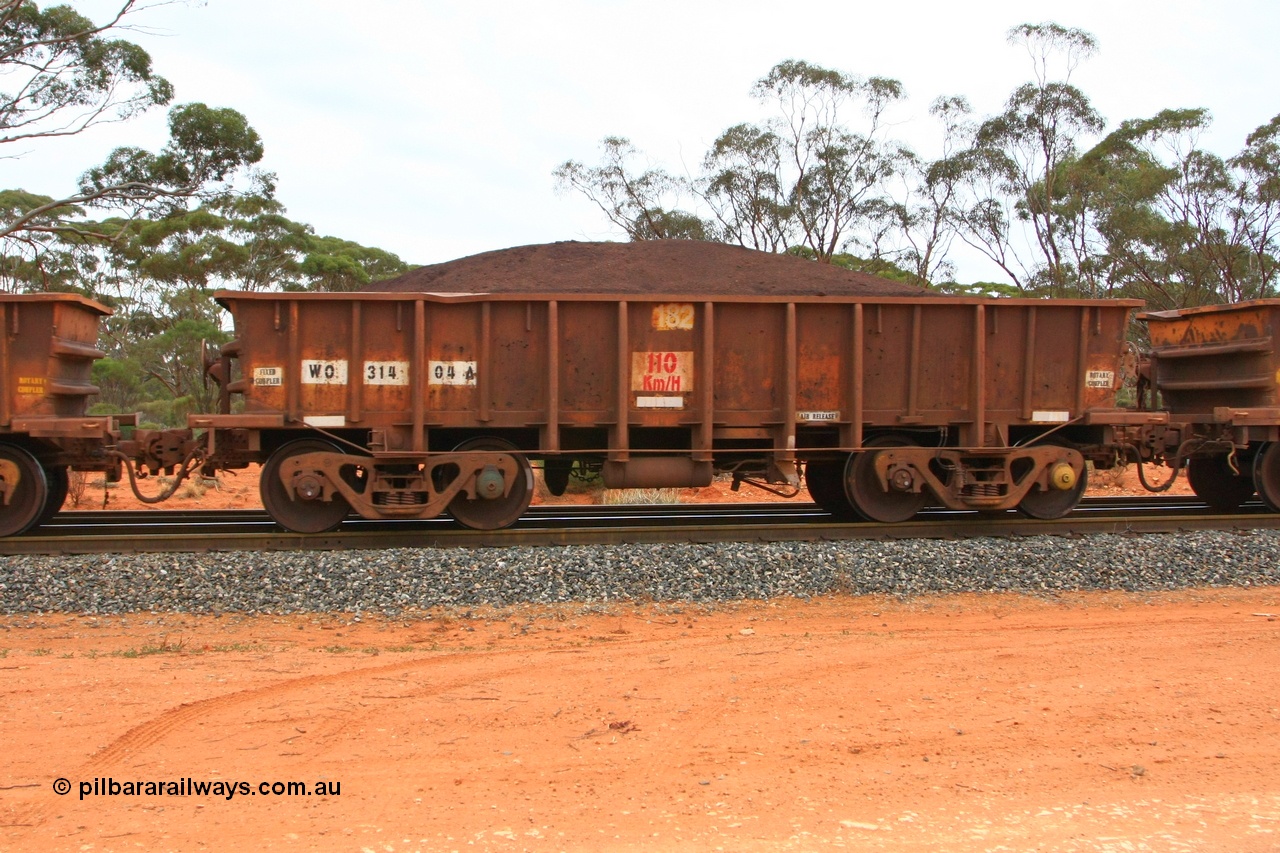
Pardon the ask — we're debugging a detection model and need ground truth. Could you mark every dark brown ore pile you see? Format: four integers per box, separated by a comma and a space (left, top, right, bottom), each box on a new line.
364, 241, 932, 297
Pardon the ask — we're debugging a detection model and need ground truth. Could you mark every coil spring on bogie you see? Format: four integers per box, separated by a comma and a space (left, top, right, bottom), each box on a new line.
962, 482, 1004, 498
375, 491, 428, 506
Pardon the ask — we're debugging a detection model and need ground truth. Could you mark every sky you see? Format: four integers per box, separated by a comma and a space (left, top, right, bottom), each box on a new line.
10, 0, 1280, 282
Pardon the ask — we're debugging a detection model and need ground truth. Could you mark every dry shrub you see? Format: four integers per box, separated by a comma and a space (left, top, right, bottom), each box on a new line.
176, 477, 220, 500
599, 488, 682, 505
67, 471, 88, 508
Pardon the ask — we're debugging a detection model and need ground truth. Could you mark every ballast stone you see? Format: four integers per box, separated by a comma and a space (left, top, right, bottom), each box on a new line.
2, 530, 1279, 615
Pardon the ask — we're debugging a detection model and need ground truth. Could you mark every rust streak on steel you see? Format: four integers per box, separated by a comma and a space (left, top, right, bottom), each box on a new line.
546, 300, 559, 451
973, 303, 986, 447
413, 299, 425, 452
908, 304, 922, 419
480, 301, 492, 423
1021, 306, 1037, 421
1076, 307, 1089, 415
783, 302, 797, 461
0, 303, 9, 426
697, 301, 714, 462
615, 301, 629, 462
349, 300, 362, 423
852, 302, 864, 448
287, 299, 300, 424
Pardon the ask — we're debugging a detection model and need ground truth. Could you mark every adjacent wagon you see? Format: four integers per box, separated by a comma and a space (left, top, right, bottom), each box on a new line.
1140, 299, 1280, 511
0, 294, 126, 535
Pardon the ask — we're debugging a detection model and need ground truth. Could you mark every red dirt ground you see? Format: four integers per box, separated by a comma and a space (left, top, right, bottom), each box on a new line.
3, 590, 1279, 851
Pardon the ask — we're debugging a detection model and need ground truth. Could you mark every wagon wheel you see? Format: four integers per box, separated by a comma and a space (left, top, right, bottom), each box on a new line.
543, 458, 573, 497
260, 439, 352, 534
446, 437, 534, 530
1253, 443, 1280, 513
37, 465, 69, 527
0, 444, 49, 537
1017, 442, 1087, 520
844, 436, 928, 524
1187, 455, 1255, 513
804, 459, 858, 520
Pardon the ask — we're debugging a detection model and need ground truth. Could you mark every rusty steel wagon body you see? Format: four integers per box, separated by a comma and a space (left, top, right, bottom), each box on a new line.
193, 290, 1153, 532
1139, 299, 1280, 512
0, 294, 211, 536
0, 294, 130, 535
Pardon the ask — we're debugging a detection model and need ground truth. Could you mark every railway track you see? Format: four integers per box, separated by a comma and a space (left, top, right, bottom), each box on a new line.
5, 496, 1279, 555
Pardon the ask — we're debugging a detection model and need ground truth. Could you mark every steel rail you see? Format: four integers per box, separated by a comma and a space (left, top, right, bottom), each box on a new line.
4, 497, 1278, 555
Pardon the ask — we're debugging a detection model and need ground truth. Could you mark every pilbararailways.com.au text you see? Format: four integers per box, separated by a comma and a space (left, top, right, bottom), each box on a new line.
55, 777, 341, 801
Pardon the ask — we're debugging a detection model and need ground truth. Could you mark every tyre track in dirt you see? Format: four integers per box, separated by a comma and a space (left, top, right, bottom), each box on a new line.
3, 649, 533, 837
2, 626, 705, 841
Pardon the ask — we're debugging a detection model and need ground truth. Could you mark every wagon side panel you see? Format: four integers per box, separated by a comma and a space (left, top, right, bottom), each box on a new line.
710, 302, 783, 427
556, 300, 617, 427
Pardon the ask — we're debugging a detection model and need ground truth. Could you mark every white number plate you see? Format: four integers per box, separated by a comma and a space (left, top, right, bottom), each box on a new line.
429, 360, 477, 386
364, 361, 409, 386
301, 360, 348, 385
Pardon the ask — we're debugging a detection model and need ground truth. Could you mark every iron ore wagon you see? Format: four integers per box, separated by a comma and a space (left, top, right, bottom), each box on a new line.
193, 290, 1155, 532
1139, 299, 1280, 511
0, 294, 132, 536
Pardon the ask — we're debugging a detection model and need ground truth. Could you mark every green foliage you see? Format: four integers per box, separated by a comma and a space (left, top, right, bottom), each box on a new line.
732, 60, 909, 263
785, 246, 926, 286
932, 280, 1024, 298
628, 209, 715, 242
1, 2, 264, 248
301, 235, 412, 291
1, 1, 173, 143
1052, 108, 1280, 307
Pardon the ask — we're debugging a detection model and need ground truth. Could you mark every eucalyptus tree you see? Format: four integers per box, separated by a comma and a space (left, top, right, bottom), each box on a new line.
1064, 108, 1280, 309
888, 95, 974, 285
1229, 115, 1280, 299
953, 23, 1104, 294
553, 137, 711, 241
701, 122, 791, 252
702, 60, 910, 264
0, 1, 264, 290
